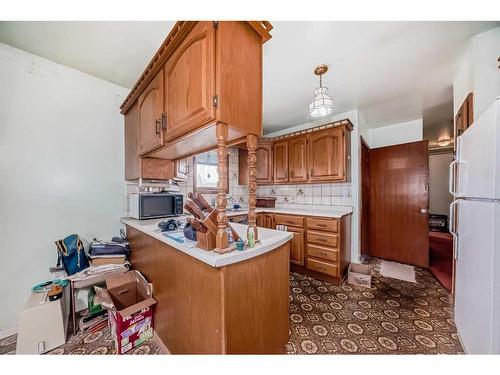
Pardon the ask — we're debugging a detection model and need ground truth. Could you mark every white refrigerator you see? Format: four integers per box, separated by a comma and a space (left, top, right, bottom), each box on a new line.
449, 98, 500, 354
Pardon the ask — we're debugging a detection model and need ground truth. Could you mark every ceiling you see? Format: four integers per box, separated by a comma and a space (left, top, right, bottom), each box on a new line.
1, 21, 498, 135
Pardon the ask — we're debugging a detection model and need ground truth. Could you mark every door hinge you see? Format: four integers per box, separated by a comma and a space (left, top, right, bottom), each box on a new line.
213, 21, 218, 29
213, 95, 218, 107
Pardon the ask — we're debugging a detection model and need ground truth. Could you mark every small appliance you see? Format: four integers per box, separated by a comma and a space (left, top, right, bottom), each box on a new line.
129, 192, 183, 220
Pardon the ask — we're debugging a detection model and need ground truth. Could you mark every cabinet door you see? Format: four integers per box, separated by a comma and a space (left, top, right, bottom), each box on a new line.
138, 69, 164, 155
309, 127, 345, 181
264, 214, 274, 229
289, 135, 308, 182
256, 213, 264, 227
256, 143, 273, 183
273, 140, 289, 183
288, 227, 304, 266
164, 21, 216, 140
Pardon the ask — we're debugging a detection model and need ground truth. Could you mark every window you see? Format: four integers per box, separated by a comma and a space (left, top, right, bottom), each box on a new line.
193, 150, 228, 194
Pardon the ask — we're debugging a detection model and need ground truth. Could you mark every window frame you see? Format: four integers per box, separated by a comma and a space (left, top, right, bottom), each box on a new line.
192, 153, 229, 195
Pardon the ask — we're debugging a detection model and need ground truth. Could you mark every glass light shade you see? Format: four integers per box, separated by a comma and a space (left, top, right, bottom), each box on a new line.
309, 87, 333, 117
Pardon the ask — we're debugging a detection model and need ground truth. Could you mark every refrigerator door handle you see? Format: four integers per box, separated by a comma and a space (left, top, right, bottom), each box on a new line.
449, 160, 458, 196
449, 200, 459, 259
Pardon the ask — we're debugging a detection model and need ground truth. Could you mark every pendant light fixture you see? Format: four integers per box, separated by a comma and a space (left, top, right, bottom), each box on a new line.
309, 64, 334, 117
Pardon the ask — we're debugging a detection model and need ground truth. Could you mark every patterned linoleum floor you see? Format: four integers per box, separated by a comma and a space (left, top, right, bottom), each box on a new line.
1, 261, 463, 355
286, 261, 463, 354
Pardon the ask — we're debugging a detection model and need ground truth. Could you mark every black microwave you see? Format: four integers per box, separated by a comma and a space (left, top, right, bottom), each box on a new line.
129, 192, 183, 219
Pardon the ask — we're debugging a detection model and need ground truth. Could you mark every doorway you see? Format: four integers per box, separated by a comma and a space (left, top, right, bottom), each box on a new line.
369, 140, 430, 268
360, 136, 370, 262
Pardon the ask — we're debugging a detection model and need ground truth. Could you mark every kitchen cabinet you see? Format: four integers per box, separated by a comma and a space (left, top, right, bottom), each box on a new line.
121, 21, 272, 161
256, 213, 274, 229
288, 135, 308, 182
309, 126, 347, 182
455, 92, 474, 139
288, 227, 305, 266
256, 140, 273, 183
243, 121, 352, 185
138, 69, 165, 156
124, 100, 174, 181
273, 140, 289, 183
164, 21, 216, 141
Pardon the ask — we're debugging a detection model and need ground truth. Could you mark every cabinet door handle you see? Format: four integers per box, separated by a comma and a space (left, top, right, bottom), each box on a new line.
155, 118, 161, 136
161, 113, 167, 131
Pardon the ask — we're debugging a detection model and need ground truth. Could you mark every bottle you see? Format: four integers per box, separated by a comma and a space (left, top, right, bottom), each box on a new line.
247, 227, 255, 248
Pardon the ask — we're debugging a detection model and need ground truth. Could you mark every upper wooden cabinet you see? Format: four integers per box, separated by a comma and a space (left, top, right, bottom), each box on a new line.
120, 21, 273, 161
288, 135, 308, 182
164, 22, 216, 141
237, 120, 352, 185
309, 126, 348, 182
256, 140, 273, 183
138, 69, 165, 155
273, 140, 289, 183
455, 92, 474, 140
125, 100, 176, 181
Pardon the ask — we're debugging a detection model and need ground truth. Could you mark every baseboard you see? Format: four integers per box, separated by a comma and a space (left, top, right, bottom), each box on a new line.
0, 327, 18, 340
153, 331, 170, 354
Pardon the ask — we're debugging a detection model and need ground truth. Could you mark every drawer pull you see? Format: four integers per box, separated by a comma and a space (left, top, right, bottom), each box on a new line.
286, 221, 294, 224
319, 252, 328, 256
318, 238, 327, 242
317, 224, 327, 227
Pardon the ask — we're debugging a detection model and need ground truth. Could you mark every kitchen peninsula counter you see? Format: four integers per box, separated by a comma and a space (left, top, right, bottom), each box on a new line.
121, 217, 292, 354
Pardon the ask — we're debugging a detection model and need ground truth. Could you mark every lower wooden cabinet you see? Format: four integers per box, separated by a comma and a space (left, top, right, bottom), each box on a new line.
288, 227, 305, 266
255, 212, 350, 284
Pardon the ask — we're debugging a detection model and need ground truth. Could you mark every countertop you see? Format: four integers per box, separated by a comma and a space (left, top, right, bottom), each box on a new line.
225, 204, 353, 218
121, 217, 293, 268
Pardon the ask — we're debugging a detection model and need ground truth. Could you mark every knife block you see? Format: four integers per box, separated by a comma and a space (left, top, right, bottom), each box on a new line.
196, 231, 216, 251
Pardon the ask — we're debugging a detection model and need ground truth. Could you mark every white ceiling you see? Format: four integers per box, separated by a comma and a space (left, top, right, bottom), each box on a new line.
1, 21, 498, 133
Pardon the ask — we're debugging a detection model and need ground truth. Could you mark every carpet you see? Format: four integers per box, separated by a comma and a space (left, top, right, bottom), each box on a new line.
286, 260, 463, 354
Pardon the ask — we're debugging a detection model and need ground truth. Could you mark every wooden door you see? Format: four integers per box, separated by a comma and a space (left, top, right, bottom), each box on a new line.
164, 21, 216, 140
256, 142, 273, 183
288, 135, 308, 182
309, 127, 345, 181
256, 213, 264, 227
138, 69, 164, 155
360, 137, 370, 259
273, 140, 289, 183
369, 140, 429, 267
289, 227, 304, 266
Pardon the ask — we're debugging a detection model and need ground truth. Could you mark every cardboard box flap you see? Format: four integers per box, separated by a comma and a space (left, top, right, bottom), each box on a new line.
119, 297, 157, 318
106, 270, 153, 296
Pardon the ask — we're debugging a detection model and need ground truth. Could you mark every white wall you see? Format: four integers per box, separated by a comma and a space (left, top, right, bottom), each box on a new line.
429, 152, 454, 216
472, 27, 500, 119
453, 27, 500, 120
367, 119, 423, 149
0, 43, 129, 336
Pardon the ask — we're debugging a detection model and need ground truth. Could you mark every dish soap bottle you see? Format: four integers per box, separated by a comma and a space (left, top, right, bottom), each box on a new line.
247, 227, 256, 248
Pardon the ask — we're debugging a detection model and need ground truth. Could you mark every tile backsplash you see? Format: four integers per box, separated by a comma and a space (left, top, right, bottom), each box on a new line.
256, 182, 352, 206
127, 146, 352, 210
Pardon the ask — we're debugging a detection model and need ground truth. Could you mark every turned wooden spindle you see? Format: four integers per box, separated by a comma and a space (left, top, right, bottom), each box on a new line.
215, 123, 229, 251
246, 133, 258, 242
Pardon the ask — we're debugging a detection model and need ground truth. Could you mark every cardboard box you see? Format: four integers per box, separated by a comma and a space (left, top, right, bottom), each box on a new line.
347, 263, 372, 288
95, 270, 156, 354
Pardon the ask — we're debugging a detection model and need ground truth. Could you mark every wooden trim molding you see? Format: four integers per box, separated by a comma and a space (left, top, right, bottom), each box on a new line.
215, 123, 229, 251
270, 119, 354, 142
246, 134, 259, 242
120, 21, 272, 115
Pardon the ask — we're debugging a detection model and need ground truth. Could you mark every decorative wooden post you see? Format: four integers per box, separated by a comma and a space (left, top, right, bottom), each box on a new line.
215, 123, 229, 251
246, 133, 259, 242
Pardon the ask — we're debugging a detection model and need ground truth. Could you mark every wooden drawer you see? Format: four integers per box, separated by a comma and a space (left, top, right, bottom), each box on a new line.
306, 258, 339, 277
307, 244, 339, 263
307, 230, 338, 247
306, 217, 339, 232
275, 214, 304, 228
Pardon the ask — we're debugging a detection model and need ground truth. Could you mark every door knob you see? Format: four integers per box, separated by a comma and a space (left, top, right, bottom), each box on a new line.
420, 208, 428, 214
